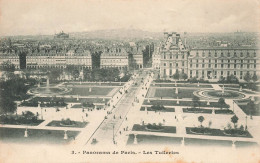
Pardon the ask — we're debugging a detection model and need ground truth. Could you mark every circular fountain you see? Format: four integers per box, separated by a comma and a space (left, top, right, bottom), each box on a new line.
28, 78, 70, 96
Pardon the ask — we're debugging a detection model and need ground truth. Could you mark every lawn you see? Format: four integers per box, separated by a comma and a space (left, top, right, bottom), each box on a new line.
0, 118, 44, 126
152, 83, 213, 88
183, 108, 212, 114
140, 106, 175, 112
186, 127, 253, 138
127, 134, 182, 145
0, 127, 79, 144
65, 82, 125, 86
132, 124, 176, 133
215, 109, 234, 114
143, 100, 229, 108
46, 120, 88, 128
30, 97, 110, 104
147, 88, 196, 99
0, 115, 44, 126
64, 87, 117, 96
238, 104, 260, 116
206, 90, 244, 98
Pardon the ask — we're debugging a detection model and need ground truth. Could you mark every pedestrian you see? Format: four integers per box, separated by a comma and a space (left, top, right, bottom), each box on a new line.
175, 115, 176, 119
126, 117, 127, 121
120, 116, 122, 119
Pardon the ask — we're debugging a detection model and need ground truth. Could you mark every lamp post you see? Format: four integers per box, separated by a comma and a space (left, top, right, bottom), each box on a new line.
41, 107, 43, 120
245, 116, 248, 130
233, 101, 234, 112
113, 125, 115, 143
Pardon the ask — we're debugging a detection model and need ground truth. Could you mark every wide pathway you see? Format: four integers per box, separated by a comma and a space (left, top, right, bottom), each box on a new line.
85, 71, 148, 146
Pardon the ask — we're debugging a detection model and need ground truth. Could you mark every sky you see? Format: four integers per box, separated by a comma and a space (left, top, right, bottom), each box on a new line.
0, 0, 259, 36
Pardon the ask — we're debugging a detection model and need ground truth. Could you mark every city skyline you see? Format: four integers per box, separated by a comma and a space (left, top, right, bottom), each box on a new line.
0, 0, 259, 36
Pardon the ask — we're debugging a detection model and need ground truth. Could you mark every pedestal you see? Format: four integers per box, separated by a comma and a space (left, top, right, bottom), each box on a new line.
133, 134, 138, 144
207, 101, 210, 105
197, 82, 200, 87
103, 98, 105, 101
212, 109, 215, 115
77, 95, 79, 101
239, 86, 242, 91
175, 88, 178, 94
181, 137, 185, 147
232, 141, 236, 150
64, 130, 68, 140
147, 98, 150, 103
177, 98, 179, 104
89, 87, 92, 92
24, 129, 28, 138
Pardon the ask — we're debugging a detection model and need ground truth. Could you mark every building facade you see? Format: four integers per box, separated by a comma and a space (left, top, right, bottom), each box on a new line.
188, 48, 260, 81
100, 47, 129, 70
26, 48, 92, 69
159, 32, 189, 78
152, 47, 161, 69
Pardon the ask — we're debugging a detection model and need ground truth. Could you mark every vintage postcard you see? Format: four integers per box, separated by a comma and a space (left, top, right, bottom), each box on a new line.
0, 0, 259, 162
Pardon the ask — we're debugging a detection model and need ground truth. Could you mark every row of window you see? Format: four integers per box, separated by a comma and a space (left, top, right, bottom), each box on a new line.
190, 64, 257, 69
163, 62, 185, 67
163, 54, 186, 59
190, 70, 256, 79
193, 51, 257, 58
190, 59, 257, 63
163, 69, 185, 76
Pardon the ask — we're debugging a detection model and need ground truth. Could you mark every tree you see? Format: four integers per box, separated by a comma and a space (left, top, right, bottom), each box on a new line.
180, 73, 188, 80
151, 105, 165, 112
244, 72, 251, 82
192, 96, 200, 109
198, 116, 205, 127
0, 61, 15, 72
23, 111, 35, 120
218, 97, 226, 109
218, 76, 225, 83
252, 74, 258, 82
0, 95, 17, 114
72, 69, 80, 80
173, 69, 180, 80
226, 75, 239, 84
247, 100, 255, 119
231, 115, 239, 128
48, 69, 62, 81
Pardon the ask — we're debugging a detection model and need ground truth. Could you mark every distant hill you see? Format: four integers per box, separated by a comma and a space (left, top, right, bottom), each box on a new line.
69, 29, 162, 40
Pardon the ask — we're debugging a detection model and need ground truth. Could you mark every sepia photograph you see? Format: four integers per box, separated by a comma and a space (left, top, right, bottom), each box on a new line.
0, 0, 259, 162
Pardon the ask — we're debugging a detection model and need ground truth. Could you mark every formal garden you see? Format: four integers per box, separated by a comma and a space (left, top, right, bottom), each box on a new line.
140, 106, 175, 112
186, 115, 252, 138
132, 123, 176, 133
0, 111, 44, 126
147, 88, 197, 99
64, 86, 118, 96
47, 118, 88, 128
